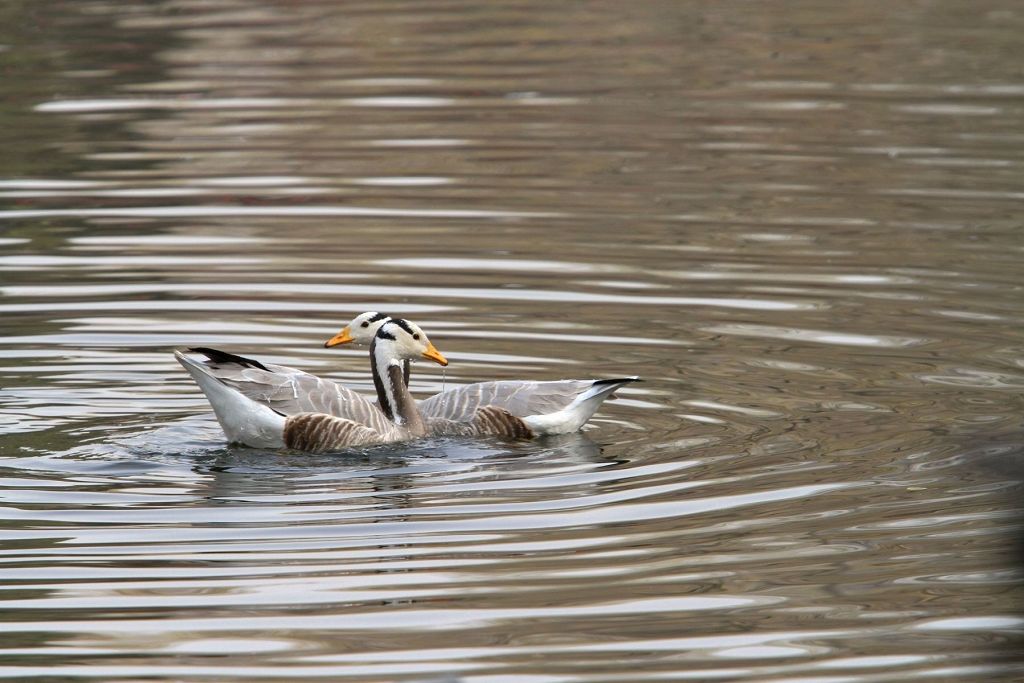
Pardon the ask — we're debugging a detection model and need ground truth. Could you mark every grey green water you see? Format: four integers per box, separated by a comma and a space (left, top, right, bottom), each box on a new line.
1, 1, 1023, 681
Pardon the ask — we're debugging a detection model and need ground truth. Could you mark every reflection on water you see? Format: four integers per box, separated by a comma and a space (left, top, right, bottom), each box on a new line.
1, 0, 1023, 681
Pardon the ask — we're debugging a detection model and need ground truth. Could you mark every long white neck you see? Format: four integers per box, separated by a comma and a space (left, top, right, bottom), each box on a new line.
370, 338, 425, 436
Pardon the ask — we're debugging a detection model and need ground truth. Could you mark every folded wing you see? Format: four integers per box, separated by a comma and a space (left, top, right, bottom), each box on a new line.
420, 377, 639, 436
185, 347, 394, 435
418, 379, 594, 421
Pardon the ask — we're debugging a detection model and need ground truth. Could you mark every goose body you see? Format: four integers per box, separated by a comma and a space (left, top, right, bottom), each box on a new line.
178, 312, 638, 451
176, 319, 447, 452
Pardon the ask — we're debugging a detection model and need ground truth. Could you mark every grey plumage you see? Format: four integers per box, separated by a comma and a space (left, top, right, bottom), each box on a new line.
418, 379, 600, 421
419, 378, 639, 436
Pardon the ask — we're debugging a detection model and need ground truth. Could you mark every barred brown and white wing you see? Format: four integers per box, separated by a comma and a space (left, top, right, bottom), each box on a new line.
427, 406, 534, 439
283, 413, 385, 452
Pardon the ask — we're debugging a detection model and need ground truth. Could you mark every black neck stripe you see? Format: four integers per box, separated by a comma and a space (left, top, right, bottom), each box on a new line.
369, 338, 393, 420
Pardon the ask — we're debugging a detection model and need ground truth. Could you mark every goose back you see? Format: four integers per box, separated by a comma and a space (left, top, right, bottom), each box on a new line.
418, 379, 597, 421
187, 348, 396, 435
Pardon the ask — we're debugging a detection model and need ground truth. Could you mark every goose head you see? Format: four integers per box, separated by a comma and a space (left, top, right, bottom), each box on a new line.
324, 311, 390, 348
373, 319, 448, 367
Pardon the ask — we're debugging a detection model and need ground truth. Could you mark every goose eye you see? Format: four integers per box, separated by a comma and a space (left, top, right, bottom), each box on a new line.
361, 321, 369, 328
413, 334, 421, 340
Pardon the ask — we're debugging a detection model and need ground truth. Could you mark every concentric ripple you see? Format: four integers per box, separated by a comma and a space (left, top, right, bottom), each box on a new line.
1, 0, 1023, 681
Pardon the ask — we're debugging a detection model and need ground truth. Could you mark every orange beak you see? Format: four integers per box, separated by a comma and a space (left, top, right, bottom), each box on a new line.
324, 326, 354, 348
421, 342, 448, 366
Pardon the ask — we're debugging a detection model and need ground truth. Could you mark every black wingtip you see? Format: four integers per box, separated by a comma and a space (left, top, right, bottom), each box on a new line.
593, 376, 642, 386
188, 347, 270, 372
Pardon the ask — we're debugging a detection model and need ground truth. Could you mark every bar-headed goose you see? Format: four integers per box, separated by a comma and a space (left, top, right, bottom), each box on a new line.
175, 319, 447, 452
327, 311, 639, 438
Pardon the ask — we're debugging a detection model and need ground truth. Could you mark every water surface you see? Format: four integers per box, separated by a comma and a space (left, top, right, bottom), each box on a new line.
1, 1, 1023, 681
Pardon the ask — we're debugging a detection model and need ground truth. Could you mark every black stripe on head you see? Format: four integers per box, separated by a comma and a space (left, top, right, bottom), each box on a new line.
392, 318, 417, 337
375, 324, 397, 341
368, 312, 389, 323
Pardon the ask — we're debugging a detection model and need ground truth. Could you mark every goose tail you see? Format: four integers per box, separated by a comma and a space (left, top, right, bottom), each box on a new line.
524, 376, 639, 435
174, 349, 286, 448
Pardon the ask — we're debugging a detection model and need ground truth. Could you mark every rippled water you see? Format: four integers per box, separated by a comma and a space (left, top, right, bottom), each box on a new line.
2, 1, 1024, 681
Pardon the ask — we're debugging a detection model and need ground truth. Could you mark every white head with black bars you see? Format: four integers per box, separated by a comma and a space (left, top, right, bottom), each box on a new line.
324, 311, 391, 348
372, 318, 447, 367
370, 318, 447, 426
